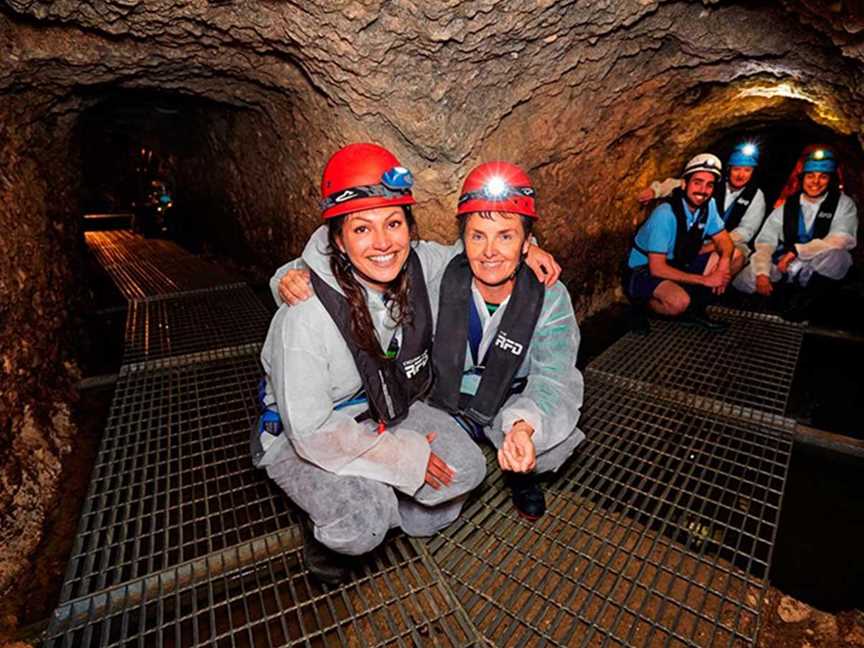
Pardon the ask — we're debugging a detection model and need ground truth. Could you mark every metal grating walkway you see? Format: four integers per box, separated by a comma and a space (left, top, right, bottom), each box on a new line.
47, 231, 798, 646
429, 375, 791, 647
84, 231, 241, 300
123, 285, 271, 364
587, 307, 804, 418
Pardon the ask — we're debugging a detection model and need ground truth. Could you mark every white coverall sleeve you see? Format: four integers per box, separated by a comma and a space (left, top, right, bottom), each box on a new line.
795, 195, 858, 259
500, 285, 583, 451
412, 239, 463, 282
269, 309, 430, 495
649, 177, 685, 199
752, 206, 783, 277
730, 189, 766, 244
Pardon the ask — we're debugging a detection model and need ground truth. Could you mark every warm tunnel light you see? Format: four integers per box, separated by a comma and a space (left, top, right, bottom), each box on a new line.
737, 81, 813, 102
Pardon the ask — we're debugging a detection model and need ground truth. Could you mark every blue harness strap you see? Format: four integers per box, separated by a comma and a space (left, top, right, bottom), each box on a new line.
468, 297, 484, 367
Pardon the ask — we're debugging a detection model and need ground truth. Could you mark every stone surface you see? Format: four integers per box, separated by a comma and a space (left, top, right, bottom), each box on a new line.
1, 0, 864, 632
778, 594, 814, 623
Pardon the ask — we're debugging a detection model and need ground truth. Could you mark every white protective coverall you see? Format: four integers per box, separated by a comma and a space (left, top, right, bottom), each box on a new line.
733, 192, 858, 292
269, 227, 585, 478
257, 230, 485, 555
454, 281, 585, 473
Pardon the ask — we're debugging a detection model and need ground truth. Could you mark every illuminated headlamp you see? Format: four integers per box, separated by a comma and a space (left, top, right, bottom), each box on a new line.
458, 176, 536, 206
741, 143, 757, 157
813, 149, 826, 160
320, 165, 414, 212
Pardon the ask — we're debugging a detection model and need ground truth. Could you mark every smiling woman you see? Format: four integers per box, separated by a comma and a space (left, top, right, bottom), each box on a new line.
253, 143, 487, 585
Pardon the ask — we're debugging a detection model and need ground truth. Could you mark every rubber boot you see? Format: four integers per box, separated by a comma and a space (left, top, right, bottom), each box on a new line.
504, 472, 546, 521
302, 525, 352, 586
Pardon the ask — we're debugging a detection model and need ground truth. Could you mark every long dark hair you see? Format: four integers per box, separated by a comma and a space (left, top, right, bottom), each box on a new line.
327, 206, 418, 358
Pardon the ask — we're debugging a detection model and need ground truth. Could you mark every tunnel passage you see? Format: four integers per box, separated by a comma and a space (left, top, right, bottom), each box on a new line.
77, 90, 300, 266
4, 0, 864, 644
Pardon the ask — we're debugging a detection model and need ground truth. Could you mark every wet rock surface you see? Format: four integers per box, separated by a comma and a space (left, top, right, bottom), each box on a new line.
1, 0, 863, 642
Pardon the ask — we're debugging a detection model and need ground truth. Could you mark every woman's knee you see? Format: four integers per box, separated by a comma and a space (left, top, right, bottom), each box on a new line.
313, 483, 397, 555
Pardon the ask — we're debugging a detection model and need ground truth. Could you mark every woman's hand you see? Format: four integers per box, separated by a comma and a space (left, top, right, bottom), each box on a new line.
497, 421, 536, 473
755, 274, 773, 296
279, 269, 313, 305
424, 432, 455, 489
776, 251, 797, 274
525, 245, 562, 287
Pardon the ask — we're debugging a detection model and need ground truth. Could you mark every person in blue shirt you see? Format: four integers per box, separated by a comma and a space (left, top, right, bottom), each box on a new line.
623, 153, 735, 332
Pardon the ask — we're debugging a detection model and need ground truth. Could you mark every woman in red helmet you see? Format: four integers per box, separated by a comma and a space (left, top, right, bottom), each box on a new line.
427, 162, 584, 521
273, 159, 574, 522
254, 143, 493, 584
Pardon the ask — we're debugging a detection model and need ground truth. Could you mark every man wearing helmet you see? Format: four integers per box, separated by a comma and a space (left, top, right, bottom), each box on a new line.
638, 142, 767, 261
427, 162, 584, 522
732, 146, 858, 319
624, 153, 736, 331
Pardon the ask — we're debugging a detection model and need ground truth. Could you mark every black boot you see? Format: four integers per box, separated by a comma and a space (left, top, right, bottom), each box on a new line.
679, 306, 728, 333
629, 303, 651, 337
302, 525, 352, 585
505, 472, 546, 521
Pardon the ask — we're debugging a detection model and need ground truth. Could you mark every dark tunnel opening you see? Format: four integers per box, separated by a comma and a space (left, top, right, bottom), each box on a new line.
77, 90, 256, 259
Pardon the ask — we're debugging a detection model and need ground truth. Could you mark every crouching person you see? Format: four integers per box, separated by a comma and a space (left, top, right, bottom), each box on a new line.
252, 143, 486, 584
428, 162, 585, 521
624, 153, 735, 332
733, 147, 857, 321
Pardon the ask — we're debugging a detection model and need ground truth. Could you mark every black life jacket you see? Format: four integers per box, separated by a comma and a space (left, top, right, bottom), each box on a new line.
429, 253, 545, 426
310, 250, 433, 426
633, 188, 709, 270
714, 181, 759, 233
781, 189, 841, 254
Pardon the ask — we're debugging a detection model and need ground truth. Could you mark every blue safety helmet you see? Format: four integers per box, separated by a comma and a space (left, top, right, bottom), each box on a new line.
802, 148, 837, 174
728, 142, 759, 168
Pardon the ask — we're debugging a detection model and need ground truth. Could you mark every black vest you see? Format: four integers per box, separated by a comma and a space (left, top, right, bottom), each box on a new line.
310, 250, 433, 426
633, 188, 710, 270
429, 254, 545, 426
714, 181, 759, 232
781, 189, 841, 253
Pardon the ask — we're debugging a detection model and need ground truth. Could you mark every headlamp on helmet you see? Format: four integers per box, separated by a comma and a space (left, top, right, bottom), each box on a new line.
457, 161, 538, 218
802, 148, 837, 174
458, 178, 535, 206
320, 165, 415, 213
683, 153, 723, 179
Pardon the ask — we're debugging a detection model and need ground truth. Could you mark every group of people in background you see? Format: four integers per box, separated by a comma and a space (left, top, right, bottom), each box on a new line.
625, 142, 858, 328
250, 138, 858, 586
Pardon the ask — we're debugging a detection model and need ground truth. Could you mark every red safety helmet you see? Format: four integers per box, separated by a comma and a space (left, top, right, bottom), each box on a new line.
320, 143, 416, 220
457, 161, 537, 218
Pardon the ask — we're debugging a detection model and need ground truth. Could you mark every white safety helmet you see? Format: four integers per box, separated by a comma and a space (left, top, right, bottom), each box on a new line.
683, 153, 722, 179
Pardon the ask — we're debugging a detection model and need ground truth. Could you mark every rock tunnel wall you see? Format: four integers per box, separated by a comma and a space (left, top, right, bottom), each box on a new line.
1, 0, 863, 605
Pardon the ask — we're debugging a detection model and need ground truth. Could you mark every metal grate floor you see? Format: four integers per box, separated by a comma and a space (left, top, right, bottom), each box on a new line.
587, 307, 804, 418
429, 375, 791, 647
45, 534, 477, 648
85, 231, 240, 300
123, 285, 272, 364
59, 229, 797, 646
57, 348, 300, 605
